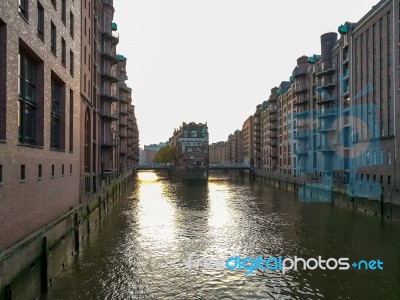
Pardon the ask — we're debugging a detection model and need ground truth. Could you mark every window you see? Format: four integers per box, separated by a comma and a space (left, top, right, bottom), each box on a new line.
84, 46, 86, 64
388, 176, 391, 185
69, 11, 74, 38
69, 89, 73, 152
51, 79, 64, 149
37, 2, 44, 40
19, 0, 28, 19
51, 0, 56, 9
61, 38, 66, 66
18, 50, 37, 145
380, 175, 383, 184
84, 18, 87, 36
62, 164, 64, 176
52, 164, 54, 177
61, 0, 66, 23
38, 164, 42, 179
388, 150, 392, 165
21, 165, 25, 181
0, 165, 2, 184
69, 50, 74, 75
51, 22, 57, 55
70, 164, 72, 175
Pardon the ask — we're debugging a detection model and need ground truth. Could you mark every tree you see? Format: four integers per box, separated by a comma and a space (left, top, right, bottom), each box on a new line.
152, 145, 177, 164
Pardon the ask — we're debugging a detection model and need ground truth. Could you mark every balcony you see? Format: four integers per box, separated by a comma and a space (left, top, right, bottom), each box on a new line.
316, 108, 337, 118
268, 106, 278, 114
317, 144, 336, 152
101, 49, 119, 65
293, 67, 307, 78
296, 120, 309, 129
316, 78, 336, 90
119, 118, 128, 127
120, 105, 128, 115
316, 62, 335, 77
269, 115, 277, 122
268, 140, 277, 147
255, 137, 261, 145
316, 93, 336, 105
119, 82, 131, 93
270, 149, 278, 157
101, 68, 119, 83
255, 144, 261, 151
294, 97, 308, 106
295, 148, 308, 156
101, 108, 119, 121
268, 123, 278, 130
101, 89, 119, 102
101, 30, 119, 45
268, 132, 278, 138
294, 131, 309, 139
294, 110, 309, 118
294, 84, 308, 95
120, 145, 128, 154
102, 138, 118, 148
317, 120, 335, 132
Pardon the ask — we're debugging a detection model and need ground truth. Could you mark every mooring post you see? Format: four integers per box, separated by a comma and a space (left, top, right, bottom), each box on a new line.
41, 237, 48, 293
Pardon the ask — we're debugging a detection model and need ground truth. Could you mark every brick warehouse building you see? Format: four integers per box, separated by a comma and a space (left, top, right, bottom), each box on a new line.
247, 0, 400, 213
0, 0, 139, 297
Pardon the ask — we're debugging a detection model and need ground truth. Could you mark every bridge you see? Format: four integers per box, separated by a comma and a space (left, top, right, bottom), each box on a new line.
208, 163, 253, 170
134, 163, 172, 170
134, 163, 253, 171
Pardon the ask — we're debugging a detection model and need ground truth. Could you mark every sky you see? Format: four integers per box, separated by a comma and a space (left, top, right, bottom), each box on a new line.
113, 0, 379, 147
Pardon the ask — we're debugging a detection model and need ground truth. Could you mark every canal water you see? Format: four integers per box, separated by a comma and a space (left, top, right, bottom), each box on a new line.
43, 171, 400, 299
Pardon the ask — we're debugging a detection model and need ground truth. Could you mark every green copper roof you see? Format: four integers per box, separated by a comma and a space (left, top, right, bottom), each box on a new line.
118, 54, 126, 61
290, 76, 295, 83
308, 54, 321, 64
112, 22, 118, 31
338, 24, 348, 35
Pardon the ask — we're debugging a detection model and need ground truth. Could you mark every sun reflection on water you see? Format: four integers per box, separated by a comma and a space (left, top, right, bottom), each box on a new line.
136, 171, 175, 248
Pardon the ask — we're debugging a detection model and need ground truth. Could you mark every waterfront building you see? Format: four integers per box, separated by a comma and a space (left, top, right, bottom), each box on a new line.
0, 0, 139, 296
242, 116, 254, 166
169, 122, 209, 170
251, 0, 400, 204
209, 141, 228, 163
277, 82, 294, 175
227, 130, 243, 163
0, 0, 82, 252
142, 142, 166, 163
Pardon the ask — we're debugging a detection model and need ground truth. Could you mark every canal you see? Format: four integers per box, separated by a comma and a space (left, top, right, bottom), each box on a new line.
43, 171, 400, 299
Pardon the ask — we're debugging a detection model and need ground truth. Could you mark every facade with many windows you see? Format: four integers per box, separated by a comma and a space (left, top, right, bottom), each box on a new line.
0, 0, 139, 296
0, 0, 81, 253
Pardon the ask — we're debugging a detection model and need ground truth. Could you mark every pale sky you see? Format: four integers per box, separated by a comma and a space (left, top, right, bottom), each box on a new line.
113, 0, 379, 147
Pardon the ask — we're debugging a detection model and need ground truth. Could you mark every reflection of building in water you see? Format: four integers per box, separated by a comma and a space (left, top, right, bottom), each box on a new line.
169, 122, 209, 180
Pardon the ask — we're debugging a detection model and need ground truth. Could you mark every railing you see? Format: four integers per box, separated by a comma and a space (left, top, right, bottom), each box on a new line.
293, 67, 307, 78
294, 97, 308, 106
101, 89, 119, 102
102, 138, 118, 147
101, 108, 119, 120
295, 84, 308, 94
294, 131, 309, 139
316, 108, 337, 118
317, 62, 336, 76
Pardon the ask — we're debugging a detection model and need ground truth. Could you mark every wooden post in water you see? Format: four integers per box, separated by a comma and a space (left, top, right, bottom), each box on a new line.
41, 237, 48, 293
